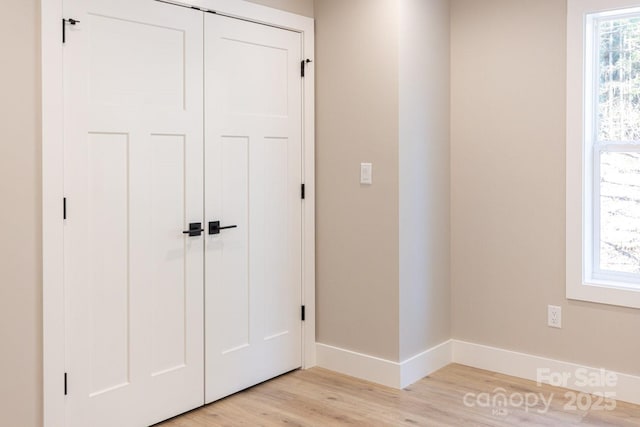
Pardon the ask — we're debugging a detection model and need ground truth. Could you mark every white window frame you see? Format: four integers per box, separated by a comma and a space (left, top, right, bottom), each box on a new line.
567, 0, 640, 308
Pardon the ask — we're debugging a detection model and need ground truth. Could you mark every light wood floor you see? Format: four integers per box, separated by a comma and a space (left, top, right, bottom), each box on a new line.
158, 364, 640, 426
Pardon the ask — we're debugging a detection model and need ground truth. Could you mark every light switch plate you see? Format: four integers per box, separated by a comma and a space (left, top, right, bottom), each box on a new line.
360, 163, 372, 185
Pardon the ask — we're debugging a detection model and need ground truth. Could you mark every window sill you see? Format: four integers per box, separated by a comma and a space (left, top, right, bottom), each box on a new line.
567, 280, 640, 309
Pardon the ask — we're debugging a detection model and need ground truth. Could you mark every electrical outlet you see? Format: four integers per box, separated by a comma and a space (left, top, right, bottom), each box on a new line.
548, 305, 562, 328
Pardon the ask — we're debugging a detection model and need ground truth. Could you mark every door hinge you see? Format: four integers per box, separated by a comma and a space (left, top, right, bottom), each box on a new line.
301, 184, 305, 200
62, 18, 80, 43
301, 305, 306, 321
63, 197, 67, 220
64, 372, 68, 395
301, 59, 312, 77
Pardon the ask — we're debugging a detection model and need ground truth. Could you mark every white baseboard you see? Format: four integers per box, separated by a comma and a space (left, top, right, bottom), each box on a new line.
315, 340, 453, 389
316, 343, 401, 388
452, 340, 640, 406
316, 339, 640, 405
400, 340, 452, 388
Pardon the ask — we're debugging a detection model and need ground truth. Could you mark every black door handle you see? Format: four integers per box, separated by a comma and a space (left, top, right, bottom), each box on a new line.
183, 222, 204, 237
209, 221, 238, 235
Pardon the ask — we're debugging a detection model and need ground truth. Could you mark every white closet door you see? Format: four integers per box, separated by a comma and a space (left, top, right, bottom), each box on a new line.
204, 13, 303, 403
63, 1, 204, 425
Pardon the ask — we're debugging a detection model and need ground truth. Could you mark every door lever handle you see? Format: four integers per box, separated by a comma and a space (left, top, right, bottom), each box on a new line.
183, 222, 204, 237
209, 221, 238, 235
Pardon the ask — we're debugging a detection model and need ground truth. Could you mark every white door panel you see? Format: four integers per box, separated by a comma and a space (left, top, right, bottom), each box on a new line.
64, 2, 304, 424
64, 1, 204, 426
204, 14, 303, 403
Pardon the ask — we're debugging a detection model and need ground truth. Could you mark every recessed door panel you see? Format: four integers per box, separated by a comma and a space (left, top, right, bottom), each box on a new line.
149, 134, 187, 376
87, 132, 130, 397
260, 137, 293, 341
216, 136, 250, 355
218, 38, 289, 117
88, 12, 185, 109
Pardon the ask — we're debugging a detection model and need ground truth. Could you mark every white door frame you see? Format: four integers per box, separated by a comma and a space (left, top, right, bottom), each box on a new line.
41, 1, 315, 426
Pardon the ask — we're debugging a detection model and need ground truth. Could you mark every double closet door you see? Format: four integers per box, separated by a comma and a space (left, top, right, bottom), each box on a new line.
63, 1, 303, 426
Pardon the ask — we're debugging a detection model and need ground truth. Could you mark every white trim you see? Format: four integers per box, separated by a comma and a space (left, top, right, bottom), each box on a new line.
316, 341, 453, 389
42, 1, 65, 426
42, 1, 315, 425
316, 343, 402, 388
399, 340, 453, 388
167, 0, 312, 32
452, 340, 640, 406
301, 15, 316, 370
317, 340, 640, 406
566, 0, 640, 309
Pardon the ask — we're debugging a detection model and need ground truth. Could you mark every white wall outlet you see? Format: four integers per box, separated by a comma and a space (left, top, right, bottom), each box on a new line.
548, 305, 562, 328
360, 162, 372, 185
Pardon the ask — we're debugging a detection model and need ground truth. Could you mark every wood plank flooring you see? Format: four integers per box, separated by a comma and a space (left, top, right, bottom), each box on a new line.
158, 364, 640, 426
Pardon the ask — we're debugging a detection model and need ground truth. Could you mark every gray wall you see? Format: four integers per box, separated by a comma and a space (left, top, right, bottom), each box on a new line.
314, 0, 401, 361
0, 1, 42, 426
245, 0, 314, 17
314, 0, 452, 363
450, 0, 640, 375
399, 0, 451, 361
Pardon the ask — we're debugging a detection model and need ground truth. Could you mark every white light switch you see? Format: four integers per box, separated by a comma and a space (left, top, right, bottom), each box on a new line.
360, 163, 372, 185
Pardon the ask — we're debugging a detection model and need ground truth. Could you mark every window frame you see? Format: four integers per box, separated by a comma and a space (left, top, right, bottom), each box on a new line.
567, 0, 640, 308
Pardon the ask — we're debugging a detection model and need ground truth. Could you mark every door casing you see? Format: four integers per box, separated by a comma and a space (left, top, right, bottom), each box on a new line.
41, 1, 315, 426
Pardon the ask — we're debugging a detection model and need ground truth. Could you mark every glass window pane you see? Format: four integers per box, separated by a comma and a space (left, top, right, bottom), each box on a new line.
599, 151, 640, 273
597, 16, 640, 142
